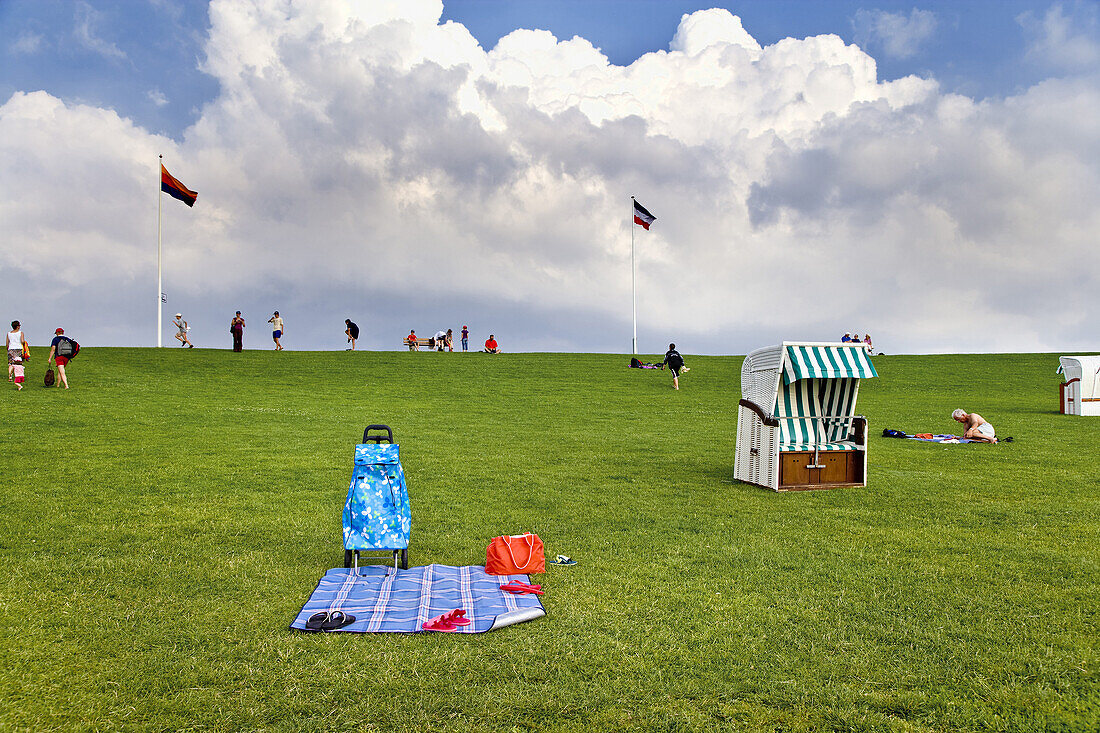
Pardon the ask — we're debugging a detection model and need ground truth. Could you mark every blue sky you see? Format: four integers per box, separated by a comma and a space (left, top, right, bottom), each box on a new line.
1, 1, 1098, 353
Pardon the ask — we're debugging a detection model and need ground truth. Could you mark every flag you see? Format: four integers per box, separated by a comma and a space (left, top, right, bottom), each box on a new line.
161, 164, 197, 207
633, 199, 655, 230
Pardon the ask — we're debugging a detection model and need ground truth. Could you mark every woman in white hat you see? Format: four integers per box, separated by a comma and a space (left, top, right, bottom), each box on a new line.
173, 313, 194, 348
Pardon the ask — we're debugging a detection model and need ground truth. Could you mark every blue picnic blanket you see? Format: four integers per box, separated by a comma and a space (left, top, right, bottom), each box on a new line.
290, 564, 546, 633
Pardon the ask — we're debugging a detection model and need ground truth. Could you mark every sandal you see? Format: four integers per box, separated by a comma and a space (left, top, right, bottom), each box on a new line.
549, 555, 576, 566
305, 610, 356, 632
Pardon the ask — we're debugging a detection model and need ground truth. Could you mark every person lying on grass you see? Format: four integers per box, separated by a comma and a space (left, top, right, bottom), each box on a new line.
952, 409, 997, 443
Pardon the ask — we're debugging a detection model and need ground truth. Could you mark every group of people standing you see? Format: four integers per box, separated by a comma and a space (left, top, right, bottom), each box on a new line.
6, 321, 76, 389
172, 311, 285, 352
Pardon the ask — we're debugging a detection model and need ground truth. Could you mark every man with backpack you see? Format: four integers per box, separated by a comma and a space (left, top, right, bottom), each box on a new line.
47, 327, 79, 389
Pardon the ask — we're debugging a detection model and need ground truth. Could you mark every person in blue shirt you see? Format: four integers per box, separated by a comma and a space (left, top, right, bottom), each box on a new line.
47, 327, 72, 389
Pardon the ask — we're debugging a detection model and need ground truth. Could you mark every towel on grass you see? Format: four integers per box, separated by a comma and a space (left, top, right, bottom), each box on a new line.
907, 434, 975, 443
290, 564, 545, 633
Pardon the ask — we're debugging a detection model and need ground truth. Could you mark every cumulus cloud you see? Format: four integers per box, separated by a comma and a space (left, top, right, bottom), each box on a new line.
852, 7, 937, 59
147, 89, 169, 107
1019, 1, 1100, 71
1, 0, 1098, 355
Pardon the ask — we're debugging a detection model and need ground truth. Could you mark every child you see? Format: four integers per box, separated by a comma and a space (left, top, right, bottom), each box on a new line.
461, 325, 469, 351
11, 352, 24, 390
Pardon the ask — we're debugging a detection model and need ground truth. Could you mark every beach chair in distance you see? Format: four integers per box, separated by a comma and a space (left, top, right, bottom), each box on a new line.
343, 425, 411, 570
1057, 356, 1100, 415
735, 342, 878, 491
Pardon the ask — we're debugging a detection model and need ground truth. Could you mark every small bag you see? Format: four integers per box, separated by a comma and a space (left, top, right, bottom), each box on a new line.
485, 533, 545, 575
44, 368, 55, 387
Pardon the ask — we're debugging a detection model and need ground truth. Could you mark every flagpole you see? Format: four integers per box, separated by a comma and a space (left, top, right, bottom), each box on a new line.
631, 196, 637, 355
157, 154, 163, 348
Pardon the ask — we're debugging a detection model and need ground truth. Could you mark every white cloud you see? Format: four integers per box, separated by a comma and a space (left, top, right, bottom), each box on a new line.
0, 1, 1098, 355
10, 32, 45, 55
74, 1, 126, 61
147, 89, 169, 107
1018, 1, 1100, 71
852, 7, 937, 59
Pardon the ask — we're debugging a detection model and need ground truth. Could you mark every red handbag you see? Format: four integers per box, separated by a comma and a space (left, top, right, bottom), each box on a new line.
485, 533, 545, 575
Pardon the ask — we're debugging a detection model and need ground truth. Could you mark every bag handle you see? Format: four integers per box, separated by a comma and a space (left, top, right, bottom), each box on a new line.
503, 533, 534, 571
362, 425, 393, 444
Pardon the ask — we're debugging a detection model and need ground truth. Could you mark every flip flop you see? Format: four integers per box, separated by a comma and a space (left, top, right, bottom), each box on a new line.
306, 610, 357, 631
321, 611, 356, 631
500, 580, 544, 595
550, 555, 576, 566
423, 609, 470, 631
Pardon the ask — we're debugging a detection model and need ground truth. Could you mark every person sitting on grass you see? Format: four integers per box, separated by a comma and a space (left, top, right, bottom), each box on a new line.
484, 335, 500, 353
952, 409, 997, 443
406, 330, 419, 351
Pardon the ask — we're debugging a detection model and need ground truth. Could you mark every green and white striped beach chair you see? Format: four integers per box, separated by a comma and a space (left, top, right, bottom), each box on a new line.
735, 343, 878, 491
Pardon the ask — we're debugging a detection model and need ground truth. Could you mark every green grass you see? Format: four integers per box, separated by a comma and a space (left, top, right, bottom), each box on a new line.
1, 348, 1097, 732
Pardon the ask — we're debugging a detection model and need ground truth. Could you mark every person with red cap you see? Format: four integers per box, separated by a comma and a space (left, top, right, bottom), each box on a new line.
47, 327, 74, 389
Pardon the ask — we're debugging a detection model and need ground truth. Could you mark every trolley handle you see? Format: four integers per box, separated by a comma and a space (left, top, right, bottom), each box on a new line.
362, 424, 394, 444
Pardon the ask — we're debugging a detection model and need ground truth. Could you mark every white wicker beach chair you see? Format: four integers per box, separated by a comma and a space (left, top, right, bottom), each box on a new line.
735, 342, 878, 491
1057, 356, 1100, 416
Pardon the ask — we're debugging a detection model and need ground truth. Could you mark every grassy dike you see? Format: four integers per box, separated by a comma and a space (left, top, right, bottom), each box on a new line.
0, 347, 1097, 731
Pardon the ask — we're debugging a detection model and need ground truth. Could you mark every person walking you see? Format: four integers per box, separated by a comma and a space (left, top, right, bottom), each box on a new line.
230, 311, 245, 352
662, 343, 687, 390
47, 327, 74, 389
267, 311, 284, 350
461, 325, 469, 352
345, 319, 359, 350
173, 314, 194, 348
7, 321, 29, 382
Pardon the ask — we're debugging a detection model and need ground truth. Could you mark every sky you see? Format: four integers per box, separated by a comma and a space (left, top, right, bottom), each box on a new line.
1, 0, 1098, 354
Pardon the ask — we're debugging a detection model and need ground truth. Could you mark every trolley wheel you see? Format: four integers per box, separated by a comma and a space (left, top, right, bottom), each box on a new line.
401, 549, 408, 570
344, 549, 354, 568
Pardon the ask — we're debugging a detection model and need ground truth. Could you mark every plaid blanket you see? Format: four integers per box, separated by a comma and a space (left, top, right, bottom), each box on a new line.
290, 564, 546, 633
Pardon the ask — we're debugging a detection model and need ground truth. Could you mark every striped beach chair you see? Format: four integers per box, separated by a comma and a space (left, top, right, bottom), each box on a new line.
735, 343, 878, 491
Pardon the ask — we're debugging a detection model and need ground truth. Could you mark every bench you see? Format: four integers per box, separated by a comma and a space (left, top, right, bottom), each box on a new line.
404, 337, 449, 351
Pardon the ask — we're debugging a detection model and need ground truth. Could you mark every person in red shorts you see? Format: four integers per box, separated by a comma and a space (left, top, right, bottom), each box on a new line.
48, 327, 72, 389
483, 335, 500, 354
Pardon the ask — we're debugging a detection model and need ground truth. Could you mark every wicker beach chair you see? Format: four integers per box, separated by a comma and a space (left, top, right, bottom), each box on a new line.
735, 342, 878, 491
